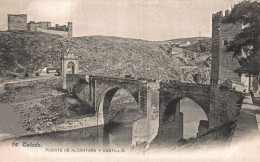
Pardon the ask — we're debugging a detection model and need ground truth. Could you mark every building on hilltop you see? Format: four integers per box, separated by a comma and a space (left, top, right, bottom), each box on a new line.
7, 14, 72, 37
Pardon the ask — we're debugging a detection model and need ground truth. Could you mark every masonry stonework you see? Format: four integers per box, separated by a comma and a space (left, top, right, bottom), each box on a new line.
7, 14, 72, 37
8, 14, 27, 31
209, 8, 245, 129
211, 10, 242, 86
62, 51, 79, 90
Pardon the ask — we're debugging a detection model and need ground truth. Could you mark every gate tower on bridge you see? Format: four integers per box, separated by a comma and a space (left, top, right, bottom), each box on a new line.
62, 49, 79, 89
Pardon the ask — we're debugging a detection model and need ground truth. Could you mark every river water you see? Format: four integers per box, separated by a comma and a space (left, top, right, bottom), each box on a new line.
1, 98, 207, 149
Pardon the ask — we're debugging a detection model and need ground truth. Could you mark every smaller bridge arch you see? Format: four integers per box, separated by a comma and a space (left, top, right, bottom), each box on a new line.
157, 83, 210, 143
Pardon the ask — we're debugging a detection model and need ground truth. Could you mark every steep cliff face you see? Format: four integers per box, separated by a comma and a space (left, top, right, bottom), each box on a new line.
0, 31, 211, 83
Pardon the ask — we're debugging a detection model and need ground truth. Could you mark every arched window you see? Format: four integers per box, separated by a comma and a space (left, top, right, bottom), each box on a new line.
67, 61, 75, 74
224, 40, 228, 46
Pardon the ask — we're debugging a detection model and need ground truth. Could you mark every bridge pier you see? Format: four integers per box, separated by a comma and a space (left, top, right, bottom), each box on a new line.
132, 82, 160, 146
156, 98, 183, 144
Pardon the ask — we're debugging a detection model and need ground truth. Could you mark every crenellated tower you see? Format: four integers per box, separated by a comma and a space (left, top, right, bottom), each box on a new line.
211, 9, 243, 87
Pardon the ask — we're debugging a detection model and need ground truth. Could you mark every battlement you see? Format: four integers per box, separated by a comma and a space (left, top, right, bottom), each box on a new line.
211, 4, 243, 86
212, 9, 232, 21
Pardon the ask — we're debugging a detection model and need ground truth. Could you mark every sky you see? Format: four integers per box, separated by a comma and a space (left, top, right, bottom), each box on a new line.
0, 0, 242, 41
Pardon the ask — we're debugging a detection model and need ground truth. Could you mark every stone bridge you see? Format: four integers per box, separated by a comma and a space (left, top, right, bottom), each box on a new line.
158, 82, 211, 143
65, 74, 243, 145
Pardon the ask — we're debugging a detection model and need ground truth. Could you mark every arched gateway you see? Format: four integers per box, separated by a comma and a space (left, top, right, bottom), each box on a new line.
62, 50, 79, 89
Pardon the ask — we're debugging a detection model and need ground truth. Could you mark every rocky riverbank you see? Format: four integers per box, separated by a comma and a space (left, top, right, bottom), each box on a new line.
0, 76, 95, 137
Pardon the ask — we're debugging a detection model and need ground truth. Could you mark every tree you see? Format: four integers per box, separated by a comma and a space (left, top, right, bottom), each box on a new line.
222, 1, 260, 76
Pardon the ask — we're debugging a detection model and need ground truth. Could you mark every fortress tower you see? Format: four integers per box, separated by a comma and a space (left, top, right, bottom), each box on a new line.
68, 22, 72, 37
8, 14, 27, 31
211, 10, 243, 87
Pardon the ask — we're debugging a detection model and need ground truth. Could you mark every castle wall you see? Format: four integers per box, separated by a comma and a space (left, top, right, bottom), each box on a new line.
37, 22, 49, 29
27, 23, 38, 32
209, 87, 243, 129
8, 14, 27, 31
55, 24, 67, 31
7, 14, 72, 37
37, 27, 69, 37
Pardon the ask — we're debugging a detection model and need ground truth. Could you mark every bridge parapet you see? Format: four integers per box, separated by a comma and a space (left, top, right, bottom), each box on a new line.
89, 75, 140, 84
209, 87, 244, 129
160, 83, 210, 96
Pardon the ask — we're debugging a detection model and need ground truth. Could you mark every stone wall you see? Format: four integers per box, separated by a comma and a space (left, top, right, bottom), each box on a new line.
209, 86, 244, 129
157, 100, 183, 144
37, 27, 69, 37
8, 14, 27, 31
38, 22, 49, 29
4, 77, 62, 94
197, 120, 209, 137
66, 74, 87, 94
27, 23, 38, 32
132, 82, 160, 145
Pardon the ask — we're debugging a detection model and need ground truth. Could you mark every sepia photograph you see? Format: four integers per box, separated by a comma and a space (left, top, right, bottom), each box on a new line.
0, 0, 260, 161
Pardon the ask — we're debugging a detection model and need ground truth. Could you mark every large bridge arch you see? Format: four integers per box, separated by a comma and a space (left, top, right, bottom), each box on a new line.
96, 85, 141, 125
96, 85, 143, 147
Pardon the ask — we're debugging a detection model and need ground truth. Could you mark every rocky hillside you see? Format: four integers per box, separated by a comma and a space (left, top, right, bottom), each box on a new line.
0, 31, 211, 83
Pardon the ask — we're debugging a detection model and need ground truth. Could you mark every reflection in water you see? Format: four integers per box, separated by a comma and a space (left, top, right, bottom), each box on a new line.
1, 95, 206, 148
106, 121, 132, 148
102, 89, 140, 148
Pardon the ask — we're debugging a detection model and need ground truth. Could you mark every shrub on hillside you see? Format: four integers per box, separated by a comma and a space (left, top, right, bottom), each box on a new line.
16, 67, 25, 73
24, 72, 29, 77
36, 72, 39, 77
12, 74, 17, 78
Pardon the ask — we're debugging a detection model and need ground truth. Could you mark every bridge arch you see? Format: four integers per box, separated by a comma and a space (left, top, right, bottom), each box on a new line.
158, 91, 210, 143
163, 95, 210, 120
98, 87, 139, 124
96, 85, 140, 118
163, 97, 208, 138
96, 86, 142, 147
